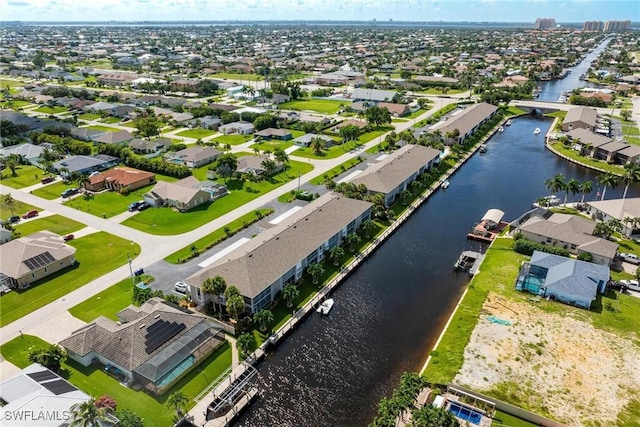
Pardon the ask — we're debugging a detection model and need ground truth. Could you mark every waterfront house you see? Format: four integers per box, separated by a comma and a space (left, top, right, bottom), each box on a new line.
185, 193, 372, 314
0, 231, 76, 290
585, 198, 640, 237
516, 251, 609, 309
593, 141, 629, 162
616, 145, 640, 165
562, 106, 598, 132
350, 144, 440, 207
434, 102, 499, 145
566, 128, 612, 157
84, 166, 156, 193
516, 213, 618, 265
60, 298, 224, 395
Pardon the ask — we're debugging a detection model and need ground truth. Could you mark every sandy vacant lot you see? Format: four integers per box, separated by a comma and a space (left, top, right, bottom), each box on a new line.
455, 293, 640, 426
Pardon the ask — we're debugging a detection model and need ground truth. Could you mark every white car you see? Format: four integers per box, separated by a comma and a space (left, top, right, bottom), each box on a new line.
619, 253, 640, 265
620, 280, 640, 292
174, 282, 189, 294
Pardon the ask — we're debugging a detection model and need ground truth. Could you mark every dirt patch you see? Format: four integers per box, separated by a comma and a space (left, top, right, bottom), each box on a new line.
454, 292, 640, 426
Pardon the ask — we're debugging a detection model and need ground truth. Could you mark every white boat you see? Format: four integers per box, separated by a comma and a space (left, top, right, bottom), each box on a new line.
498, 126, 504, 133
533, 128, 541, 135
505, 119, 513, 126
317, 298, 334, 315
479, 144, 488, 153
441, 180, 450, 189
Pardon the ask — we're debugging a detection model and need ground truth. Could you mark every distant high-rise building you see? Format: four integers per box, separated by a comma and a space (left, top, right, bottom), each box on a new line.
603, 20, 631, 32
534, 18, 556, 30
583, 21, 602, 32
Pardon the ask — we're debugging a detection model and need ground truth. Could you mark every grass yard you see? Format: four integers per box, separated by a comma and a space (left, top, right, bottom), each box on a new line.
34, 105, 68, 114
292, 143, 354, 160
124, 161, 314, 235
549, 143, 626, 175
176, 128, 217, 139
207, 72, 264, 81
212, 134, 252, 146
492, 410, 539, 427
64, 185, 155, 218
418, 88, 466, 95
0, 335, 232, 427
0, 232, 140, 326
279, 98, 345, 115
85, 125, 119, 133
358, 128, 390, 143
544, 111, 567, 119
0, 199, 37, 220
32, 180, 79, 200
0, 100, 33, 108
164, 208, 274, 264
0, 78, 26, 88
13, 214, 84, 237
101, 117, 122, 124
309, 156, 364, 185
78, 113, 101, 121
68, 276, 137, 322
0, 164, 46, 189
249, 139, 294, 153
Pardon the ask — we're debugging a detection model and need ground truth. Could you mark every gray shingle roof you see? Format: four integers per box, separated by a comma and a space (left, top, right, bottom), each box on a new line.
436, 102, 498, 138
0, 231, 76, 280
564, 106, 597, 127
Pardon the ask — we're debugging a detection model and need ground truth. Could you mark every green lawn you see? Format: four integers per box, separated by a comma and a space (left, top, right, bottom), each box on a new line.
13, 214, 84, 237
0, 334, 232, 427
164, 208, 274, 264
32, 180, 79, 200
358, 128, 391, 143
0, 232, 140, 326
78, 113, 101, 121
68, 276, 137, 322
309, 157, 364, 185
0, 100, 33, 108
175, 128, 216, 139
544, 111, 567, 119
34, 105, 68, 114
278, 98, 345, 114
250, 139, 294, 153
492, 410, 539, 427
417, 88, 466, 95
0, 199, 37, 220
85, 125, 119, 133
213, 134, 252, 146
207, 72, 264, 81
101, 117, 122, 124
123, 161, 314, 235
64, 185, 155, 218
0, 164, 46, 189
549, 142, 626, 175
0, 78, 26, 88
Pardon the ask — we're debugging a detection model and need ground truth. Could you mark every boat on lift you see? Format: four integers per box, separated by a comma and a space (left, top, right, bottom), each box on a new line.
317, 298, 334, 315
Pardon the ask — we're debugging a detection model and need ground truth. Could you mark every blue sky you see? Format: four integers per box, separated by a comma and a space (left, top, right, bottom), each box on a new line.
1, 0, 638, 22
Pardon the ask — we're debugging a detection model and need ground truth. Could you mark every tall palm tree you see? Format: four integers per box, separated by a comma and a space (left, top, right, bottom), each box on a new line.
309, 136, 326, 156
329, 246, 345, 266
69, 398, 108, 427
544, 173, 565, 202
226, 294, 245, 322
579, 180, 593, 204
307, 262, 325, 284
282, 284, 299, 308
621, 162, 640, 200
596, 172, 619, 201
1, 193, 17, 217
273, 147, 289, 169
166, 391, 188, 418
565, 178, 581, 206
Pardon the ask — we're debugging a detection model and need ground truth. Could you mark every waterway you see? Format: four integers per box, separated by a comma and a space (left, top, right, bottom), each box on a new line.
233, 115, 640, 427
537, 37, 610, 102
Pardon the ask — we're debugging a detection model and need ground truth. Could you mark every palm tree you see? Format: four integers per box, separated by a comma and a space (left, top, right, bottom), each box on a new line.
282, 284, 299, 307
329, 246, 345, 266
621, 162, 640, 200
361, 219, 375, 238
273, 147, 289, 169
596, 172, 619, 201
565, 178, 580, 206
202, 275, 227, 314
69, 398, 108, 427
226, 294, 245, 322
1, 193, 17, 217
579, 180, 593, 204
309, 136, 326, 156
76, 174, 90, 191
307, 262, 325, 284
236, 333, 255, 357
4, 154, 20, 177
544, 173, 565, 203
345, 233, 361, 252
165, 391, 188, 418
253, 309, 274, 332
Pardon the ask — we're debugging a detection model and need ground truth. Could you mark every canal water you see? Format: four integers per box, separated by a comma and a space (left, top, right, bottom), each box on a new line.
536, 37, 610, 102
233, 115, 640, 427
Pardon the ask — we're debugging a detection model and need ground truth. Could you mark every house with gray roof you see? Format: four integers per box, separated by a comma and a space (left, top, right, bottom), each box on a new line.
585, 198, 640, 237
218, 121, 255, 135
0, 231, 76, 289
0, 143, 47, 166
128, 137, 173, 154
60, 298, 224, 395
254, 128, 293, 141
164, 146, 222, 168
516, 213, 618, 265
52, 154, 119, 176
92, 130, 134, 145
352, 88, 397, 103
566, 128, 612, 157
350, 144, 441, 206
144, 176, 211, 212
185, 193, 372, 314
615, 144, 640, 165
434, 102, 499, 145
593, 141, 629, 162
293, 133, 335, 147
71, 127, 107, 142
516, 251, 609, 309
562, 106, 598, 132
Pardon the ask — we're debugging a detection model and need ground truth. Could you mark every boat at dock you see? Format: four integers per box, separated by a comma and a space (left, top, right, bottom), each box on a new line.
479, 144, 487, 153
467, 208, 509, 243
498, 126, 504, 133
454, 250, 485, 275
505, 119, 513, 126
317, 298, 334, 315
441, 180, 450, 189
533, 128, 541, 135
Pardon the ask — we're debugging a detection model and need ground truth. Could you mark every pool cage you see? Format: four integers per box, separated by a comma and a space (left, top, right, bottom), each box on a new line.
445, 385, 496, 424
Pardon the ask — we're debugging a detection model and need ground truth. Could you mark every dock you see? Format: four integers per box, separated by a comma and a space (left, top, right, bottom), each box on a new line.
454, 251, 485, 275
467, 209, 508, 243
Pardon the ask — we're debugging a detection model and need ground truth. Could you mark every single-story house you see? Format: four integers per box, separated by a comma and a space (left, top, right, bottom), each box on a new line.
616, 145, 640, 165
144, 176, 211, 212
566, 128, 612, 157
293, 133, 335, 148
516, 251, 609, 309
60, 298, 224, 395
329, 119, 368, 133
218, 121, 255, 135
164, 146, 222, 168
350, 144, 441, 206
254, 128, 293, 141
52, 154, 119, 177
0, 225, 12, 245
71, 127, 107, 142
189, 115, 221, 130
593, 141, 630, 162
185, 193, 372, 314
92, 130, 135, 145
128, 137, 173, 154
378, 102, 410, 117
352, 88, 397, 103
585, 198, 640, 237
0, 143, 47, 166
236, 155, 285, 176
434, 102, 499, 145
0, 231, 76, 289
562, 106, 598, 132
84, 167, 156, 193
516, 213, 618, 265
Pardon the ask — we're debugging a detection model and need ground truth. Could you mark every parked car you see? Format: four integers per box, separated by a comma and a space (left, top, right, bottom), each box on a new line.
620, 280, 640, 292
40, 176, 55, 184
137, 202, 150, 211
22, 210, 38, 219
174, 282, 189, 294
128, 201, 143, 212
61, 187, 79, 198
619, 253, 640, 265
8, 215, 20, 223
63, 234, 74, 241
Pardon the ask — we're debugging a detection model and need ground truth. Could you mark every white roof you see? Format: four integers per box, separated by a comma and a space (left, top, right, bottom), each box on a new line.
482, 209, 505, 225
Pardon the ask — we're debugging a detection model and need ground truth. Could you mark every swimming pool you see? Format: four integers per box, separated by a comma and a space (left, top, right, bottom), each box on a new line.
157, 355, 196, 386
448, 401, 483, 425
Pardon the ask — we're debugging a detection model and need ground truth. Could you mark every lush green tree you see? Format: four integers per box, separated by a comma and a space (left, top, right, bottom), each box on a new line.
329, 246, 345, 266
133, 116, 161, 140
28, 345, 67, 372
596, 172, 619, 200
411, 405, 459, 427
273, 147, 289, 168
1, 193, 17, 217
345, 233, 361, 252
4, 154, 20, 177
166, 391, 188, 418
620, 109, 632, 122
282, 284, 299, 307
260, 158, 278, 177
204, 275, 227, 314
364, 105, 392, 127
236, 333, 256, 357
579, 180, 593, 204
339, 125, 360, 142
226, 294, 245, 322
565, 178, 581, 206
69, 398, 108, 427
309, 136, 326, 156
253, 114, 277, 131
114, 409, 144, 427
621, 162, 640, 200
361, 219, 375, 238
216, 153, 238, 183
224, 285, 240, 300
544, 173, 565, 199
307, 262, 325, 284
400, 189, 412, 205
253, 309, 274, 332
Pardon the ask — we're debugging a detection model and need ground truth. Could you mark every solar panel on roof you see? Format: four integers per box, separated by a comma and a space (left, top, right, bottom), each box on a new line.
145, 320, 186, 354
27, 370, 58, 382
41, 379, 76, 396
22, 252, 56, 271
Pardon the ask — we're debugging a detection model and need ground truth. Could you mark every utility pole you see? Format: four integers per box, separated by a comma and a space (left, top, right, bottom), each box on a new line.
127, 252, 135, 286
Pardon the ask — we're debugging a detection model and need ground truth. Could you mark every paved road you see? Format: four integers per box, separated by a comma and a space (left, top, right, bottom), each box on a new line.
0, 97, 459, 348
